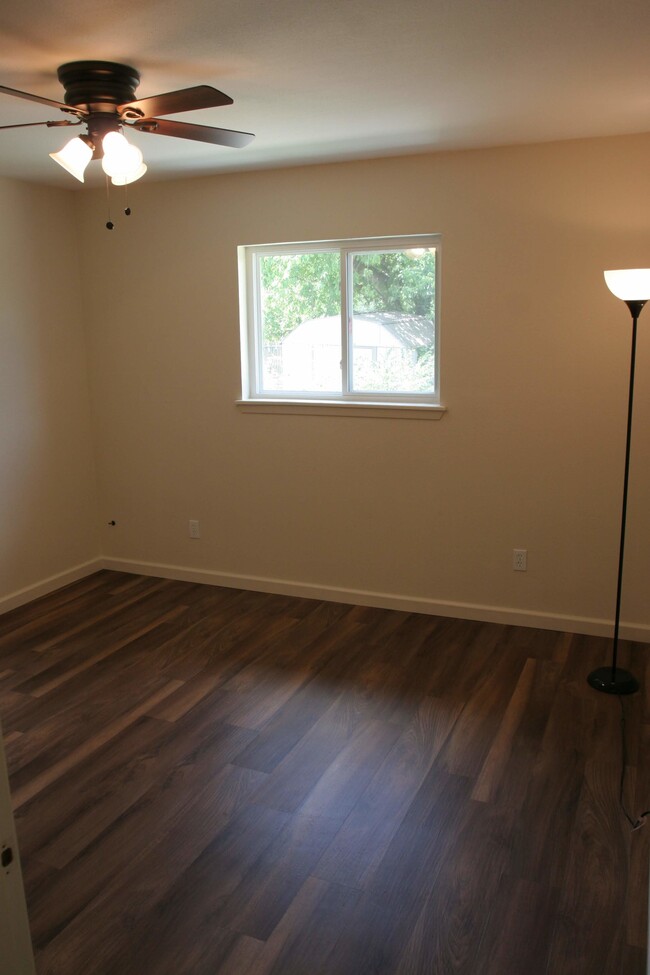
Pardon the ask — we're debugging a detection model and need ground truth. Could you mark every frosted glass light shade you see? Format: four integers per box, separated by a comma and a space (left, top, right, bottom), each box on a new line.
49, 137, 93, 182
604, 269, 650, 301
111, 163, 147, 185
102, 132, 144, 180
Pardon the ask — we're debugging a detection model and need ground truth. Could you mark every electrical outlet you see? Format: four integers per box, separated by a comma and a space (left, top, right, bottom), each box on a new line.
189, 519, 200, 539
513, 548, 527, 571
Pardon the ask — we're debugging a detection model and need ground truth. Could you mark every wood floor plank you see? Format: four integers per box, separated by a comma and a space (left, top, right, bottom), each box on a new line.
249, 689, 379, 814
622, 946, 648, 975
4, 581, 207, 699
212, 812, 341, 941
0, 571, 645, 975
545, 757, 632, 975
6, 662, 179, 778
298, 717, 402, 822
221, 600, 359, 681
24, 607, 187, 698
92, 802, 291, 975
488, 656, 562, 808
2, 577, 170, 655
29, 715, 256, 870
212, 936, 265, 975
16, 713, 182, 861
476, 877, 558, 975
627, 720, 650, 950
27, 759, 264, 950
144, 671, 224, 721
363, 769, 473, 915
10, 679, 183, 809
231, 617, 369, 772
0, 574, 132, 645
252, 877, 361, 975
34, 774, 281, 975
471, 656, 536, 802
0, 572, 116, 639
509, 730, 586, 887
435, 644, 528, 779
391, 799, 510, 975
313, 695, 463, 889
140, 603, 302, 685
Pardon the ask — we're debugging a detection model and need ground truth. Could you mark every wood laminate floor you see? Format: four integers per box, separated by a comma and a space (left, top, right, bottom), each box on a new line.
0, 571, 648, 974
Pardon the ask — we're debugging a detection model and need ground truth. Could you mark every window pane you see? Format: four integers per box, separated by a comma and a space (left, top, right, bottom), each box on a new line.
350, 248, 436, 394
258, 252, 341, 392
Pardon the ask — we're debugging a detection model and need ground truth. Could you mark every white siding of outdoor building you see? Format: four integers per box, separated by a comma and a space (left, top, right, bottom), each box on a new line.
279, 314, 427, 391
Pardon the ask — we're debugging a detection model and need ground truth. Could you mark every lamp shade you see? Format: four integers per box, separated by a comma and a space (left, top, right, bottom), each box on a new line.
101, 131, 144, 181
49, 136, 93, 182
604, 269, 650, 301
111, 163, 147, 186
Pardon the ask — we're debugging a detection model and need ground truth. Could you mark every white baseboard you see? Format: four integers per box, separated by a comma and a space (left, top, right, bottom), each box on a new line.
0, 559, 104, 617
101, 557, 650, 643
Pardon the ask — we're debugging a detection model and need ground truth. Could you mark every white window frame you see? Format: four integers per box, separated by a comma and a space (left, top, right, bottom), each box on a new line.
237, 234, 445, 419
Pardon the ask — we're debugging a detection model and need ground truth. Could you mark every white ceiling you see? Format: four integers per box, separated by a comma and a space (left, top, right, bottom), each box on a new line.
0, 0, 649, 186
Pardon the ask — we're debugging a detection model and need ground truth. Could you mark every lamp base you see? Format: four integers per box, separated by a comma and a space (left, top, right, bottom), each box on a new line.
587, 666, 639, 695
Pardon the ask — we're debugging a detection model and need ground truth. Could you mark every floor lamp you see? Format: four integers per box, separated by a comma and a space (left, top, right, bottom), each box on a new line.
587, 268, 650, 695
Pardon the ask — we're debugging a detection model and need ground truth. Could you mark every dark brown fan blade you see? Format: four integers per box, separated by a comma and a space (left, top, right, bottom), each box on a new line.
132, 117, 254, 148
0, 119, 81, 131
120, 85, 233, 119
0, 83, 85, 116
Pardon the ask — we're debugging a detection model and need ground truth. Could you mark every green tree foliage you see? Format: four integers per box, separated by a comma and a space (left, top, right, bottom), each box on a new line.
260, 248, 435, 343
260, 253, 340, 344
352, 250, 435, 317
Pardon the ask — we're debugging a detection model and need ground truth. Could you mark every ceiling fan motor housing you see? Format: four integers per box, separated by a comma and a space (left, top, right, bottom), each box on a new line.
57, 61, 141, 114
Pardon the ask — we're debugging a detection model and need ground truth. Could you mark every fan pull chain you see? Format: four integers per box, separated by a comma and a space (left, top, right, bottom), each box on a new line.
123, 184, 131, 217
105, 175, 114, 230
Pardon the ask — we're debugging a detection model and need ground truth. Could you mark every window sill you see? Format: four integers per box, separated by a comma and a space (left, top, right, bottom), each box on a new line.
236, 399, 447, 420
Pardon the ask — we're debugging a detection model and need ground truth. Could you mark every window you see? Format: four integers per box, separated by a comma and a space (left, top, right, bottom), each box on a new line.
238, 235, 443, 416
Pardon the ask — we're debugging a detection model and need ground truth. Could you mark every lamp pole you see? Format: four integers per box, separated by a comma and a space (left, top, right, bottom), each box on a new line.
587, 272, 649, 695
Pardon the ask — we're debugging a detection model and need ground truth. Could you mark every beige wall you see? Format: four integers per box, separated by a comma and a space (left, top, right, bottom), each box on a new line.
0, 179, 99, 609
8, 132, 649, 636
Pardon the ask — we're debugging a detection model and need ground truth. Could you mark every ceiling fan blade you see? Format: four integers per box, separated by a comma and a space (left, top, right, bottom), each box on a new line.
0, 83, 85, 116
120, 85, 233, 119
0, 119, 81, 131
132, 117, 254, 148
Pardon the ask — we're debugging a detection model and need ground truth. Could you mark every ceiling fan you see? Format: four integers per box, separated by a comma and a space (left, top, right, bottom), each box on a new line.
0, 60, 255, 185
